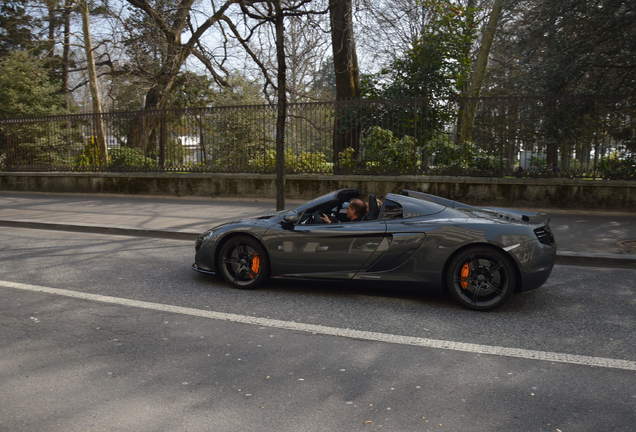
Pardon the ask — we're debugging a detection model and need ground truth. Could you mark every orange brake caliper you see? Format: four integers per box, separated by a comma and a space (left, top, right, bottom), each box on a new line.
460, 263, 471, 290
250, 255, 261, 277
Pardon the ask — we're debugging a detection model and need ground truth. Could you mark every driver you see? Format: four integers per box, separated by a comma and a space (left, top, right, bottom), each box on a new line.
320, 198, 367, 223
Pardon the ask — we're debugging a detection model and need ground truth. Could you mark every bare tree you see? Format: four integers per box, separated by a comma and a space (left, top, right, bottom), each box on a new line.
120, 0, 237, 153
285, 13, 331, 102
356, 0, 434, 67
272, 1, 287, 211
220, 0, 328, 209
124, 0, 236, 110
457, 0, 505, 145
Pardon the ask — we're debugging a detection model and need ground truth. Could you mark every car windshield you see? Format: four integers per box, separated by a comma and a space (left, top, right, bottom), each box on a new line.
291, 189, 359, 214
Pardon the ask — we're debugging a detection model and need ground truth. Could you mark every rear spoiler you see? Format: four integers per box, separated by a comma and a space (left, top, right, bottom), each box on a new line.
401, 189, 550, 226
479, 207, 551, 226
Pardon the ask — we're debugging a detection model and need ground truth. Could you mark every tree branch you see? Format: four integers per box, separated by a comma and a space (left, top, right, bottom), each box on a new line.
67, 59, 114, 73
173, 0, 197, 35
184, 0, 239, 51
219, 14, 276, 93
69, 70, 125, 92
191, 48, 229, 87
125, 0, 175, 41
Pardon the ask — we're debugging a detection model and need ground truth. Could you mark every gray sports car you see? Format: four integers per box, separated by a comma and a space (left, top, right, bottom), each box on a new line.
193, 189, 556, 310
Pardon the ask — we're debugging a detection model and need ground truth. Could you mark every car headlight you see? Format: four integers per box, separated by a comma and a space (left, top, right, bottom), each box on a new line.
195, 229, 215, 251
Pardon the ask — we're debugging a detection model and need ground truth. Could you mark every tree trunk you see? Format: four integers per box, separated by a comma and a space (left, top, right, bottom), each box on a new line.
274, 1, 287, 211
46, 0, 57, 55
80, 0, 107, 166
197, 115, 207, 163
127, 55, 182, 155
329, 0, 360, 170
61, 0, 72, 108
560, 140, 573, 171
457, 0, 505, 145
506, 99, 518, 172
544, 97, 559, 172
455, 0, 477, 144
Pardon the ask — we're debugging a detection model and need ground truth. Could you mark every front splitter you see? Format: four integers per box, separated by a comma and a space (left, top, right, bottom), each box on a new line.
192, 263, 216, 276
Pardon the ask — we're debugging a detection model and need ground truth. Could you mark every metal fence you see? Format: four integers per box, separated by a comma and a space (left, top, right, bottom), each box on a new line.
0, 96, 634, 179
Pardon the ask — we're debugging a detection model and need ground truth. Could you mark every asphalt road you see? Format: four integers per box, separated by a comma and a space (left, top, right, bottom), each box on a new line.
1, 228, 635, 432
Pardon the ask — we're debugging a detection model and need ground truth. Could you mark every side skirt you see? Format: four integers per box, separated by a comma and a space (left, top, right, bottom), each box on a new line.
192, 263, 216, 276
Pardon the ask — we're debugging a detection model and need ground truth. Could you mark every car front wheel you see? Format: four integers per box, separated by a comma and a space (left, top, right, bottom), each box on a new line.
217, 235, 269, 289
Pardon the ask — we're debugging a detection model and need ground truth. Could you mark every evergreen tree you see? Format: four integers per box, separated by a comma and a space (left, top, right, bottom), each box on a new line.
0, 1, 38, 57
0, 51, 65, 118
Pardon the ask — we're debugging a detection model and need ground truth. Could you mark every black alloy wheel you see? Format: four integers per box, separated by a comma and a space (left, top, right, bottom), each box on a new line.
217, 235, 269, 289
446, 246, 516, 310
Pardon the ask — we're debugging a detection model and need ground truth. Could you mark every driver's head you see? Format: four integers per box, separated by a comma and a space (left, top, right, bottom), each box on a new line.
347, 198, 368, 221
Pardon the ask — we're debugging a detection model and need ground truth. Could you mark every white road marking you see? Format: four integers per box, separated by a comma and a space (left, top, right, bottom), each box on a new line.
1, 279, 635, 372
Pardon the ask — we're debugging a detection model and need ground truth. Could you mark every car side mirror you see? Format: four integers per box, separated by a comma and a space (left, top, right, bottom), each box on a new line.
282, 211, 298, 228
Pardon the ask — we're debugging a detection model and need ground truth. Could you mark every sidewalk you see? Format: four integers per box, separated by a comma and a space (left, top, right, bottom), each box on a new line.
0, 191, 279, 234
1, 191, 635, 258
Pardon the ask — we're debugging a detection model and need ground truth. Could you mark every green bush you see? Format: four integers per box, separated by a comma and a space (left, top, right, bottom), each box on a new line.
248, 149, 332, 174
421, 134, 505, 175
423, 133, 471, 170
339, 126, 503, 175
74, 136, 104, 169
109, 147, 156, 170
359, 126, 418, 174
598, 154, 636, 180
337, 147, 357, 171
471, 153, 502, 174
8, 135, 72, 169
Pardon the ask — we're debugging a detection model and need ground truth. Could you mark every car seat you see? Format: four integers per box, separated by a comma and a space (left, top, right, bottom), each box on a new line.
365, 194, 380, 220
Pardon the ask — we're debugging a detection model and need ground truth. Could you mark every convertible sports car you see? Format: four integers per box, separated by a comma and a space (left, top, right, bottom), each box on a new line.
193, 189, 556, 310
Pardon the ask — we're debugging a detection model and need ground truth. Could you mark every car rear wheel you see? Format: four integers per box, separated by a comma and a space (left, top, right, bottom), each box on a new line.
217, 235, 269, 289
446, 246, 516, 310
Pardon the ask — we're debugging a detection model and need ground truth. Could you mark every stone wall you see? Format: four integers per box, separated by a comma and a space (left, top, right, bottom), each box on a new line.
1, 172, 634, 209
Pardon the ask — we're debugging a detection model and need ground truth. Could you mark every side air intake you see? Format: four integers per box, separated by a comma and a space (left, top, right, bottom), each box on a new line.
534, 226, 554, 245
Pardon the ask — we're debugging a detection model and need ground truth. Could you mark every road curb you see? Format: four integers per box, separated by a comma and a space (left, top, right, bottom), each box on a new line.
555, 250, 636, 269
0, 220, 198, 241
1, 219, 634, 269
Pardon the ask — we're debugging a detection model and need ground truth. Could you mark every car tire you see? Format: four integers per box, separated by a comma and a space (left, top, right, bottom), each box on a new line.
446, 246, 516, 311
217, 235, 269, 289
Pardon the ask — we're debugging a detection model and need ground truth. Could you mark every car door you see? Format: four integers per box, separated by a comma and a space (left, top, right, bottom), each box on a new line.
266, 219, 388, 278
